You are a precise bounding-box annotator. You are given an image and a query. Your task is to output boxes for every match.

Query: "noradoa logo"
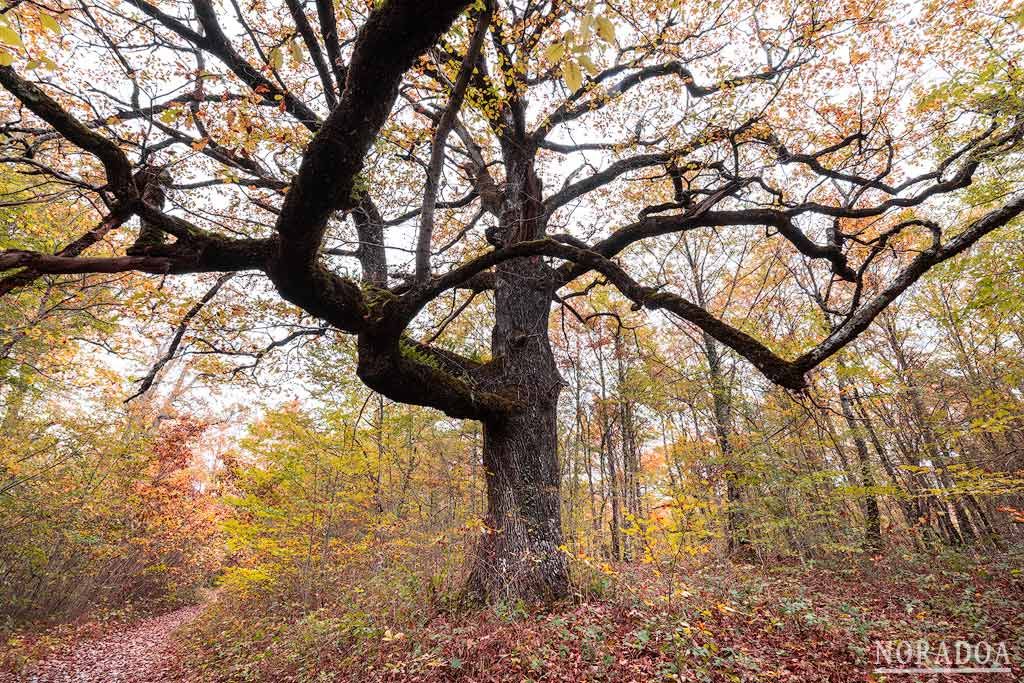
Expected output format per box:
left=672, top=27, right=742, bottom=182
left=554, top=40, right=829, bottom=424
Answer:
left=873, top=640, right=1012, bottom=675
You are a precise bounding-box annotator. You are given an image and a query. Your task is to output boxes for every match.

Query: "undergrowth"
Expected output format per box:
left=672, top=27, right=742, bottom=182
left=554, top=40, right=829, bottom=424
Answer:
left=174, top=546, right=1024, bottom=682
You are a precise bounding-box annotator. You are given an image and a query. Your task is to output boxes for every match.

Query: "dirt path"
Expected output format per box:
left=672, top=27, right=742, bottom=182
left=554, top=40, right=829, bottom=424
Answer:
left=12, top=605, right=202, bottom=683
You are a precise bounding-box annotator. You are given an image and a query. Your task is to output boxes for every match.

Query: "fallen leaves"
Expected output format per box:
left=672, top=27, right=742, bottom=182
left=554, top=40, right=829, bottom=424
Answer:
left=4, top=605, right=202, bottom=683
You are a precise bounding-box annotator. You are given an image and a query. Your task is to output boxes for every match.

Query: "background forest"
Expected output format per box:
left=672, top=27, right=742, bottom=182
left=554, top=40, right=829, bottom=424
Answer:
left=1, top=0, right=1023, bottom=680
left=3, top=190, right=1023, bottom=680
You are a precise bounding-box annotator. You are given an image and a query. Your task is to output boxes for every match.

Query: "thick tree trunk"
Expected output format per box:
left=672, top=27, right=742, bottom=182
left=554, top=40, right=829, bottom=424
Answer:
left=466, top=149, right=569, bottom=603
left=465, top=255, right=569, bottom=601
left=468, top=403, right=569, bottom=602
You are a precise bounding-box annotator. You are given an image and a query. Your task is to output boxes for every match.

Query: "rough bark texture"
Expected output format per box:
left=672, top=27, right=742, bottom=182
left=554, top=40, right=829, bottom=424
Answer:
left=470, top=397, right=568, bottom=602
left=466, top=256, right=569, bottom=601
left=466, top=152, right=569, bottom=603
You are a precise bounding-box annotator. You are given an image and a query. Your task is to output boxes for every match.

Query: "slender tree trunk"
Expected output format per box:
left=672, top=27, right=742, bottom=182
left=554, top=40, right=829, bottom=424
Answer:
left=852, top=388, right=924, bottom=547
left=596, top=344, right=623, bottom=561
left=605, top=419, right=623, bottom=561
left=963, top=494, right=1006, bottom=550
left=584, top=412, right=599, bottom=543
left=836, top=368, right=882, bottom=550
left=882, top=315, right=978, bottom=546
left=614, top=331, right=641, bottom=561
left=705, top=337, right=748, bottom=555
left=681, top=238, right=748, bottom=555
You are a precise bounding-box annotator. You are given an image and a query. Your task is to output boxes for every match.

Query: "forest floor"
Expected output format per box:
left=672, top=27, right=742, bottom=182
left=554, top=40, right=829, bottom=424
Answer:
left=337, top=556, right=1023, bottom=683
left=175, top=550, right=1022, bottom=682
left=0, top=604, right=201, bottom=683
left=2, top=551, right=1022, bottom=682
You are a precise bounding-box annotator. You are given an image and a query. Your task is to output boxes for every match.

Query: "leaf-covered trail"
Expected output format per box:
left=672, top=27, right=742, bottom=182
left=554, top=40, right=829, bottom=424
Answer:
left=11, top=605, right=202, bottom=683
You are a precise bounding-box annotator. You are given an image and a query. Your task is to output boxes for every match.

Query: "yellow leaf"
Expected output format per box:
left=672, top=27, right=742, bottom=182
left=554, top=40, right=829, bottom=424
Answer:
left=564, top=59, right=583, bottom=91
left=596, top=15, right=616, bottom=44
left=288, top=39, right=302, bottom=65
left=40, top=14, right=61, bottom=33
left=578, top=54, right=599, bottom=76
left=269, top=47, right=283, bottom=71
left=543, top=42, right=565, bottom=63
left=0, top=51, right=11, bottom=67
left=0, top=26, right=23, bottom=48
left=579, top=15, right=593, bottom=43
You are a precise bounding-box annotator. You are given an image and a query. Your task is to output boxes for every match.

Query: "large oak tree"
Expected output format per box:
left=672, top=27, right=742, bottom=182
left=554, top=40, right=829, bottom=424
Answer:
left=0, top=0, right=1021, bottom=601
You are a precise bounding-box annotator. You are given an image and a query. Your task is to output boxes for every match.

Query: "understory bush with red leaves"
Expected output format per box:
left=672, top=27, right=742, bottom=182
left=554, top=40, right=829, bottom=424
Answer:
left=0, top=417, right=222, bottom=626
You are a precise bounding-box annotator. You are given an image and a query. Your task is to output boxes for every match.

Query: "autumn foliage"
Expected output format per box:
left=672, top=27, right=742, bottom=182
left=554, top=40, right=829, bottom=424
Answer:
left=1, top=0, right=1024, bottom=679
